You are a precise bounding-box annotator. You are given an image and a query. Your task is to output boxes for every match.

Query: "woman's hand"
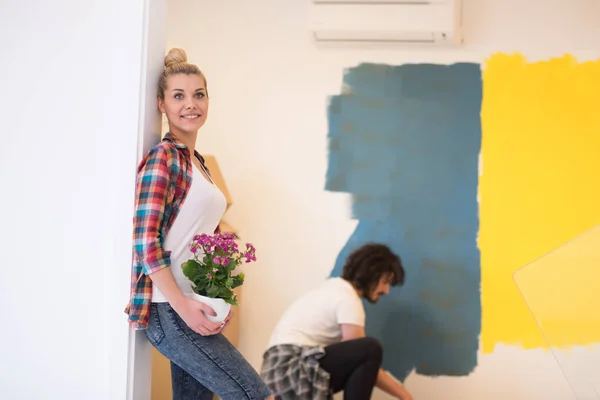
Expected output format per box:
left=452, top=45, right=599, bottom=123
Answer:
left=172, top=297, right=223, bottom=336
left=147, top=269, right=224, bottom=336
left=221, top=308, right=233, bottom=332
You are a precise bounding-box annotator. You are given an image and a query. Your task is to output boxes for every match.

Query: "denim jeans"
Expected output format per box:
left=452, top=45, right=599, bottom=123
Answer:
left=145, top=302, right=272, bottom=399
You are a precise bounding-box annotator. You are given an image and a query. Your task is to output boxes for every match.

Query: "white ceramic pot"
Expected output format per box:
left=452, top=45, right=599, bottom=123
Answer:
left=191, top=293, right=231, bottom=323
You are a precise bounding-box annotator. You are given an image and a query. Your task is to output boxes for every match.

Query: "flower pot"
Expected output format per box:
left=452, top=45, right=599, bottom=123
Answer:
left=191, top=293, right=231, bottom=323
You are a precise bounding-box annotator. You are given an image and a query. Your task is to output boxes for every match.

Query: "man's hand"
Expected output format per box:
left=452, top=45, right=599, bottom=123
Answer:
left=377, top=369, right=415, bottom=400
left=172, top=297, right=223, bottom=336
left=398, top=388, right=414, bottom=400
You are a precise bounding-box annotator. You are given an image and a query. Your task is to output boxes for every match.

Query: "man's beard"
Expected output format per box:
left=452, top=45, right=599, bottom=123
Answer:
left=366, top=292, right=385, bottom=304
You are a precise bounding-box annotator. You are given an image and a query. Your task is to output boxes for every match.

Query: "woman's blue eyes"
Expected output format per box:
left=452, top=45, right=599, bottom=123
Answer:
left=174, top=93, right=204, bottom=99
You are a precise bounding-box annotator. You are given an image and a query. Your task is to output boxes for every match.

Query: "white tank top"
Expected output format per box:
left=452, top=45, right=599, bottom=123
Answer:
left=152, top=163, right=227, bottom=302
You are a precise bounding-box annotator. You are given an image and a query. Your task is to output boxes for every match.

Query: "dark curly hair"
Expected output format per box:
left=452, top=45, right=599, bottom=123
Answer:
left=341, top=243, right=404, bottom=297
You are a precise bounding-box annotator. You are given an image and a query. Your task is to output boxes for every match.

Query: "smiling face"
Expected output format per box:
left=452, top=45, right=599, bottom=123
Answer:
left=158, top=73, right=209, bottom=135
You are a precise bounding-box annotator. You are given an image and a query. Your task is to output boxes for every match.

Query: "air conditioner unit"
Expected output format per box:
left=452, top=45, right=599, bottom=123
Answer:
left=309, top=0, right=463, bottom=45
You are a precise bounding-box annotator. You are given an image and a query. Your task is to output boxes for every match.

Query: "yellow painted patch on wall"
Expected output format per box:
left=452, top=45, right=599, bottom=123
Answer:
left=513, top=225, right=600, bottom=348
left=479, top=53, right=600, bottom=353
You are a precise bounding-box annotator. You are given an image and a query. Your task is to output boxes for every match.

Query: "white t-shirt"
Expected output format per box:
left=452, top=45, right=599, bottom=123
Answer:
left=267, top=277, right=366, bottom=348
left=152, top=164, right=227, bottom=302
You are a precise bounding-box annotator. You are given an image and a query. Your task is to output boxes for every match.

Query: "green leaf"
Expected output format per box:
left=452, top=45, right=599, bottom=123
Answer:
left=224, top=292, right=239, bottom=306
left=224, top=260, right=237, bottom=274
left=194, top=286, right=209, bottom=297
left=194, top=280, right=208, bottom=292
left=207, top=285, right=220, bottom=298
left=215, top=268, right=227, bottom=279
left=181, top=260, right=201, bottom=281
left=231, top=273, right=245, bottom=289
left=219, top=287, right=233, bottom=299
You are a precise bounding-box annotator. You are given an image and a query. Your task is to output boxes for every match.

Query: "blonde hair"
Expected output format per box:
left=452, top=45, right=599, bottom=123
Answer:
left=158, top=48, right=207, bottom=99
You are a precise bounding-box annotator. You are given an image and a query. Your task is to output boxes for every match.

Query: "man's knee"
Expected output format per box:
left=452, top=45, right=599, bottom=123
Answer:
left=359, top=336, right=383, bottom=364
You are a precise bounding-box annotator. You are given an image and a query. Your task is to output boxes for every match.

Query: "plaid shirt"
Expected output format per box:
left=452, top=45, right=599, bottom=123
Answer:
left=124, top=132, right=216, bottom=330
left=260, top=344, right=333, bottom=400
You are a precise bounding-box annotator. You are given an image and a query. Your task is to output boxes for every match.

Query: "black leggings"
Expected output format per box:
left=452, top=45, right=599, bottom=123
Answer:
left=318, top=337, right=383, bottom=400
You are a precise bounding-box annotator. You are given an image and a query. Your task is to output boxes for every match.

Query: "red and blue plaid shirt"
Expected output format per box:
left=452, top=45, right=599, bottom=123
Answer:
left=124, top=132, right=217, bottom=330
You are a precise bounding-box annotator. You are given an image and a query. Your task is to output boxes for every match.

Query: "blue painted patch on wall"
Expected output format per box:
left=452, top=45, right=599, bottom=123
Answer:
left=326, top=62, right=482, bottom=381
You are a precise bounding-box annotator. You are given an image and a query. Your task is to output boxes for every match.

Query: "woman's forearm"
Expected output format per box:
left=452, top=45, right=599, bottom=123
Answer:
left=148, top=268, right=187, bottom=310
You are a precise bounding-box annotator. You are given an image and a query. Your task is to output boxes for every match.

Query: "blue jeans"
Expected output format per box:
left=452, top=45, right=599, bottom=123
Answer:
left=145, top=302, right=272, bottom=399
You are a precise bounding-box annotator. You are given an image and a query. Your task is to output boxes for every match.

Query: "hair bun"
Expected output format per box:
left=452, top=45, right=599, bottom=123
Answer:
left=164, top=48, right=188, bottom=68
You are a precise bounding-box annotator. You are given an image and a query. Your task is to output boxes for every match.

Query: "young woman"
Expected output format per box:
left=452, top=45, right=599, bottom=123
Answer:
left=125, top=48, right=273, bottom=400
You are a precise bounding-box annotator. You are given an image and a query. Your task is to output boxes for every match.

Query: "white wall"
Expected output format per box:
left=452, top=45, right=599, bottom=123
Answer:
left=0, top=1, right=165, bottom=399
left=163, top=1, right=600, bottom=399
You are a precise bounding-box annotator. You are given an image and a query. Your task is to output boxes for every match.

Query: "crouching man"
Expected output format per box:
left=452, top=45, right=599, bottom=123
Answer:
left=260, top=243, right=414, bottom=400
